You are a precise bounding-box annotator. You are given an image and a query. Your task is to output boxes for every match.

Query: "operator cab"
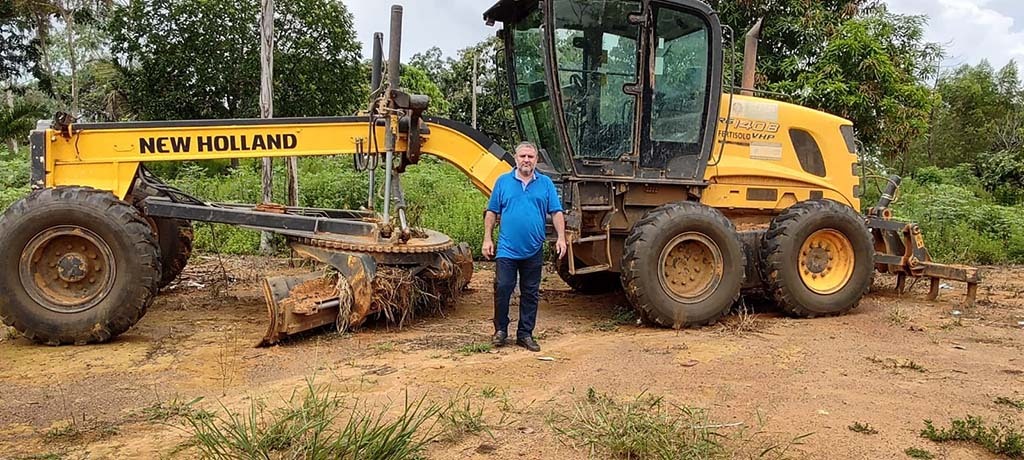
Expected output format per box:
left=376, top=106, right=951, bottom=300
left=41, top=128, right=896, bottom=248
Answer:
left=485, top=0, right=723, bottom=182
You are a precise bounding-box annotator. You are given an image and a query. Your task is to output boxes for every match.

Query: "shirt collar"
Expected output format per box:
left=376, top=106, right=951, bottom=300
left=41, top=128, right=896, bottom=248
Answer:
left=514, top=168, right=536, bottom=184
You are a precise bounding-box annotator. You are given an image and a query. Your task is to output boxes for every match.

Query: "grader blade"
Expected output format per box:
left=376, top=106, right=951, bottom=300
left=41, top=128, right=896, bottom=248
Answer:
left=259, top=238, right=474, bottom=347
left=260, top=250, right=376, bottom=347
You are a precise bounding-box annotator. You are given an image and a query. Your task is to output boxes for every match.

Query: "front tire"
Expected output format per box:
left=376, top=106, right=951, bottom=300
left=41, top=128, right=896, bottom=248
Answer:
left=761, top=199, right=874, bottom=317
left=0, top=187, right=161, bottom=345
left=621, top=202, right=745, bottom=328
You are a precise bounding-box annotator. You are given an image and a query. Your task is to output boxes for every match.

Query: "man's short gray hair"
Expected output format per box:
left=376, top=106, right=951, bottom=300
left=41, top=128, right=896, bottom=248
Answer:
left=514, top=141, right=538, bottom=155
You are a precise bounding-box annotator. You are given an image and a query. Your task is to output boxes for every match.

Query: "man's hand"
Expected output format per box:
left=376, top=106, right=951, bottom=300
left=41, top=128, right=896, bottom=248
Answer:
left=555, top=237, right=567, bottom=260
left=482, top=239, right=495, bottom=259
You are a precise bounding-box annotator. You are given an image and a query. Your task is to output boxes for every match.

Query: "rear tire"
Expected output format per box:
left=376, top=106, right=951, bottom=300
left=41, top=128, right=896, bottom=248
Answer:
left=761, top=199, right=874, bottom=317
left=556, top=257, right=621, bottom=294
left=620, top=202, right=745, bottom=328
left=0, top=187, right=161, bottom=345
left=154, top=218, right=194, bottom=288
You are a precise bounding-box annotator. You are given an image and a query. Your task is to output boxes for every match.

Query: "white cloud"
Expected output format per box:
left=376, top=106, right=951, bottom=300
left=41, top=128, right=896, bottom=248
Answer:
left=345, top=0, right=1024, bottom=72
left=346, top=1, right=494, bottom=62
left=885, top=0, right=1024, bottom=70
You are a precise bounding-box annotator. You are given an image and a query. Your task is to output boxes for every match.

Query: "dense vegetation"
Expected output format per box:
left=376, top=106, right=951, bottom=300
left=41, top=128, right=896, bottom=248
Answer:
left=1, top=0, right=1022, bottom=262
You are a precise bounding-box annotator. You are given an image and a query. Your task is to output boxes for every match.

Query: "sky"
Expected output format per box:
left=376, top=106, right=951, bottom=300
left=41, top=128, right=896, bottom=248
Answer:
left=345, top=0, right=1024, bottom=71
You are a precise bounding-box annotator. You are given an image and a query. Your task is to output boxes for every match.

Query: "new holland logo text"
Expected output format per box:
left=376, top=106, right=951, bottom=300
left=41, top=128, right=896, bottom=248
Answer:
left=139, top=134, right=298, bottom=154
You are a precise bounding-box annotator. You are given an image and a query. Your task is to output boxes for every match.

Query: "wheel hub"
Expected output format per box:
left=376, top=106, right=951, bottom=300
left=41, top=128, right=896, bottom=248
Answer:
left=57, top=253, right=90, bottom=283
left=20, top=226, right=116, bottom=313
left=798, top=229, right=854, bottom=295
left=658, top=232, right=723, bottom=304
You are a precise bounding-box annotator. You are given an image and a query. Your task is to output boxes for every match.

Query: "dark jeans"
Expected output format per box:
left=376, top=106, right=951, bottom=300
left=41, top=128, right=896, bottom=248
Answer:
left=493, top=250, right=543, bottom=339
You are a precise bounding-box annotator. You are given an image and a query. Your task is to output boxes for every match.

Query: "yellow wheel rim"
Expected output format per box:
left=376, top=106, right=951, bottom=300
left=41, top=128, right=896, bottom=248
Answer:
left=658, top=232, right=723, bottom=304
left=798, top=229, right=855, bottom=295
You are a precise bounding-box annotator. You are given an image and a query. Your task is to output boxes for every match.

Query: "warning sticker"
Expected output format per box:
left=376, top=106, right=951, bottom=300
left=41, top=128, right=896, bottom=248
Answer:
left=750, top=142, right=783, bottom=161
left=730, top=100, right=779, bottom=122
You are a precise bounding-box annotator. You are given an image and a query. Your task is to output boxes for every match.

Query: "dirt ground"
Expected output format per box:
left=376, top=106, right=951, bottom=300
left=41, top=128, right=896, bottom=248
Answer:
left=1, top=255, right=1022, bottom=460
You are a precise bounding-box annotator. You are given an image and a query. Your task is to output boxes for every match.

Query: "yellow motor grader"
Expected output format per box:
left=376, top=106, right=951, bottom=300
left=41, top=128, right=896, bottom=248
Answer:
left=0, top=1, right=978, bottom=346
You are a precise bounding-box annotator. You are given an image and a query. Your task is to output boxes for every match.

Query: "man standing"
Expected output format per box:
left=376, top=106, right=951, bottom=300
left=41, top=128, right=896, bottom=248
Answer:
left=483, top=141, right=566, bottom=352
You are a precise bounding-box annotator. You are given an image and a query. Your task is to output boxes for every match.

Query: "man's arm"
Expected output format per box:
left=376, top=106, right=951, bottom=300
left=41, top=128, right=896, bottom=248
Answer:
left=482, top=210, right=497, bottom=259
left=552, top=211, right=567, bottom=259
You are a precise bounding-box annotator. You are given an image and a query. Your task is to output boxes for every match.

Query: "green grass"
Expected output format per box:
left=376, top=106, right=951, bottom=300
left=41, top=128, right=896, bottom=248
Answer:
left=457, top=342, right=493, bottom=355
left=546, top=388, right=812, bottom=459
left=594, top=305, right=637, bottom=331
left=848, top=421, right=878, bottom=435
left=43, top=423, right=80, bottom=441
left=547, top=388, right=726, bottom=459
left=921, top=415, right=1024, bottom=458
left=181, top=378, right=444, bottom=459
left=141, top=396, right=206, bottom=422
left=904, top=447, right=934, bottom=459
left=886, top=167, right=1024, bottom=264
left=372, top=342, right=397, bottom=353
left=441, top=395, right=490, bottom=440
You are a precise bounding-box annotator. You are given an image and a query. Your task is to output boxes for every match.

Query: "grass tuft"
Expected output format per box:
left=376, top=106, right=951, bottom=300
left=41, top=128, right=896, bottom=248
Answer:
left=142, top=396, right=206, bottom=422
left=595, top=306, right=637, bottom=331
left=182, top=378, right=443, bottom=459
left=866, top=356, right=927, bottom=373
left=441, top=395, right=490, bottom=440
left=43, top=423, right=80, bottom=442
left=457, top=342, right=493, bottom=355
left=848, top=421, right=878, bottom=435
left=921, top=415, right=1024, bottom=458
left=904, top=447, right=934, bottom=459
left=547, top=388, right=727, bottom=459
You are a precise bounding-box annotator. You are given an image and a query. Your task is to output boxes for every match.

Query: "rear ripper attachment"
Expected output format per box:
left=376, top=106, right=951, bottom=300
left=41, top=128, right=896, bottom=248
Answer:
left=866, top=176, right=981, bottom=305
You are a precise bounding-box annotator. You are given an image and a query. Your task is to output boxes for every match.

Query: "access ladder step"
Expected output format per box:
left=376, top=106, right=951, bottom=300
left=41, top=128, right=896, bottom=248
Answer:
left=580, top=205, right=614, bottom=212
left=573, top=264, right=612, bottom=275
left=575, top=234, right=608, bottom=244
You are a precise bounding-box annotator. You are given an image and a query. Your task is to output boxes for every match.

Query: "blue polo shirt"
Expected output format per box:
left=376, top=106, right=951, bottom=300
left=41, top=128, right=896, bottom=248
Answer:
left=487, top=170, right=564, bottom=260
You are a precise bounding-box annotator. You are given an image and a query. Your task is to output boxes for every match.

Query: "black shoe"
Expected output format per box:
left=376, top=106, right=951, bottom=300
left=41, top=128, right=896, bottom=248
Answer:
left=491, top=331, right=508, bottom=347
left=516, top=336, right=541, bottom=352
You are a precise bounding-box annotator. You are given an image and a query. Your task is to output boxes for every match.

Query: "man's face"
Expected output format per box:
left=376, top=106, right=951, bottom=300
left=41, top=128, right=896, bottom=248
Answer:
left=516, top=147, right=538, bottom=176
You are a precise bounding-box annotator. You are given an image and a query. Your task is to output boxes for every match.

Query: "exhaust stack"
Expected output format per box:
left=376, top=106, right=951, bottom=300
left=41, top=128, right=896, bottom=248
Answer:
left=741, top=18, right=763, bottom=96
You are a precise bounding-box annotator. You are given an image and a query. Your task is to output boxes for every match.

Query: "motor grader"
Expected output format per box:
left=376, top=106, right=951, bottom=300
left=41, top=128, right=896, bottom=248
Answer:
left=0, top=0, right=979, bottom=346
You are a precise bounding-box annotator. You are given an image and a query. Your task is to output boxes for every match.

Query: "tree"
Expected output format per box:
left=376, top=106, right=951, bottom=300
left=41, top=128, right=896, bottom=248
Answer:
left=713, top=0, right=881, bottom=88
left=773, top=8, right=941, bottom=171
left=1, top=0, right=39, bottom=86
left=107, top=0, right=365, bottom=121
left=420, top=39, right=517, bottom=148
left=0, top=99, right=46, bottom=152
left=923, top=61, right=1022, bottom=169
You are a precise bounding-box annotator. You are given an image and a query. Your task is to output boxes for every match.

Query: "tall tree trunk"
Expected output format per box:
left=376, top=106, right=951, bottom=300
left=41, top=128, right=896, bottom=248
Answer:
left=59, top=4, right=79, bottom=117
left=5, top=88, right=18, bottom=154
left=259, top=0, right=275, bottom=254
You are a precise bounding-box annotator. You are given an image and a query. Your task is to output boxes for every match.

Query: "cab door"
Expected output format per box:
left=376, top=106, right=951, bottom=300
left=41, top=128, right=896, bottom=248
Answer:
left=549, top=0, right=643, bottom=178
left=638, top=1, right=722, bottom=182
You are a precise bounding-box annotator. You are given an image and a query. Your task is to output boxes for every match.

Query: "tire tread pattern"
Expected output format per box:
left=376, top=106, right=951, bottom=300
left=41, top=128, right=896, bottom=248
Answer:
left=620, top=202, right=744, bottom=328
left=761, top=199, right=873, bottom=318
left=0, top=187, right=160, bottom=345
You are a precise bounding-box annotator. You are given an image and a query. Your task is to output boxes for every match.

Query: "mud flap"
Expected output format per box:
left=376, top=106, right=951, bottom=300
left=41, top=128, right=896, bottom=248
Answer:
left=259, top=247, right=376, bottom=347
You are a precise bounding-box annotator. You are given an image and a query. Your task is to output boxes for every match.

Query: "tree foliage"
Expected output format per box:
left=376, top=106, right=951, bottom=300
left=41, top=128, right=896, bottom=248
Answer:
left=409, top=39, right=518, bottom=148
left=1, top=0, right=40, bottom=85
left=107, top=0, right=365, bottom=121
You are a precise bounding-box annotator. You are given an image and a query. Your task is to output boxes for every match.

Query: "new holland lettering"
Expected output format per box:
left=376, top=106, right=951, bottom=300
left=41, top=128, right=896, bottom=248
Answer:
left=140, top=133, right=298, bottom=154
left=139, top=136, right=191, bottom=154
